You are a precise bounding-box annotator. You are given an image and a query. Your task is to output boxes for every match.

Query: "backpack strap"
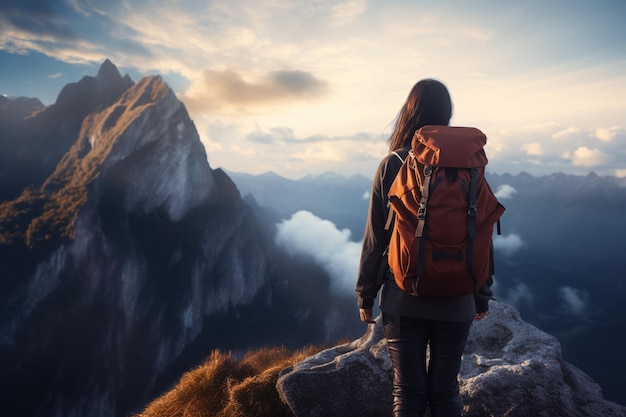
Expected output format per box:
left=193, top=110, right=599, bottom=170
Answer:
left=490, top=209, right=503, bottom=276
left=467, top=167, right=478, bottom=239
left=411, top=165, right=433, bottom=294
left=384, top=148, right=411, bottom=230
left=384, top=203, right=395, bottom=230
left=391, top=150, right=405, bottom=163
left=467, top=167, right=479, bottom=291
left=415, top=165, right=432, bottom=238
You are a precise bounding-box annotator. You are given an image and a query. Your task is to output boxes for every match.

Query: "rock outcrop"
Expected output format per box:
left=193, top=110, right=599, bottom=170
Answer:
left=276, top=301, right=626, bottom=417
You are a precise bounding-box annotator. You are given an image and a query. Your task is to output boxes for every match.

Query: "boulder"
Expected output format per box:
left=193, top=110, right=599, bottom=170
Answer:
left=276, top=301, right=626, bottom=417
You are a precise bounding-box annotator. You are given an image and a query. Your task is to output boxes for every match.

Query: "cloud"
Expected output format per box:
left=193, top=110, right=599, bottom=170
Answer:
left=246, top=127, right=295, bottom=144
left=4, top=0, right=626, bottom=180
left=594, top=126, right=621, bottom=142
left=1, top=0, right=52, bottom=14
left=493, top=233, right=523, bottom=255
left=47, top=72, right=63, bottom=79
left=66, top=0, right=91, bottom=17
left=330, top=0, right=368, bottom=26
left=521, top=141, right=543, bottom=156
left=495, top=184, right=517, bottom=200
left=231, top=144, right=256, bottom=157
left=275, top=211, right=361, bottom=295
left=615, top=169, right=626, bottom=178
left=199, top=120, right=387, bottom=179
left=362, top=191, right=370, bottom=200
left=570, top=146, right=610, bottom=167
left=487, top=123, right=626, bottom=176
left=558, top=286, right=588, bottom=315
left=244, top=127, right=342, bottom=145
left=0, top=0, right=118, bottom=65
left=552, top=127, right=581, bottom=139
left=181, top=68, right=328, bottom=114
left=0, top=1, right=76, bottom=40
left=505, top=283, right=534, bottom=309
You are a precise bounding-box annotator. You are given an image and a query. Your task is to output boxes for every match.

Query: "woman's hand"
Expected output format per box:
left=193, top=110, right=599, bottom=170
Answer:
left=474, top=311, right=488, bottom=321
left=360, top=308, right=376, bottom=324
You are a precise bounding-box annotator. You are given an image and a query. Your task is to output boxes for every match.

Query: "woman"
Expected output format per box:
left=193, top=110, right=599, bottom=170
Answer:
left=355, top=79, right=491, bottom=417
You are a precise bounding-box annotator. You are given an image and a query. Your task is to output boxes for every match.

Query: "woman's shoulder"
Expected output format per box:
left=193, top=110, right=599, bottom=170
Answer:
left=377, top=145, right=410, bottom=178
left=389, top=145, right=411, bottom=161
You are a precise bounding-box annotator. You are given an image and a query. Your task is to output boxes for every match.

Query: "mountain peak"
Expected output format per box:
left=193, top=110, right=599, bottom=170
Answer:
left=52, top=58, right=133, bottom=121
left=96, top=58, right=122, bottom=84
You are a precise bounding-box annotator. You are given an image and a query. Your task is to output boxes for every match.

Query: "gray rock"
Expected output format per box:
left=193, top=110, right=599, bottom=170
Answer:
left=277, top=311, right=393, bottom=417
left=276, top=301, right=626, bottom=417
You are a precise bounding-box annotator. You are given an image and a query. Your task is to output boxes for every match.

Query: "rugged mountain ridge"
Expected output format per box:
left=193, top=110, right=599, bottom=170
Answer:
left=0, top=61, right=339, bottom=417
left=0, top=59, right=134, bottom=203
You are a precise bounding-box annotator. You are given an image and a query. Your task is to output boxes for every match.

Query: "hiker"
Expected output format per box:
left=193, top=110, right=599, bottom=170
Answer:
left=355, top=79, right=494, bottom=417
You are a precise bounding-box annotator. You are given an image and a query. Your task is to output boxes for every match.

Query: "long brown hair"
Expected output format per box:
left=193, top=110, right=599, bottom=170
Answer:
left=387, top=79, right=452, bottom=152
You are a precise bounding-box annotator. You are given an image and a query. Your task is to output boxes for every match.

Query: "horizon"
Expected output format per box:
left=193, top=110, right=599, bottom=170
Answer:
left=225, top=166, right=626, bottom=181
left=1, top=0, right=625, bottom=179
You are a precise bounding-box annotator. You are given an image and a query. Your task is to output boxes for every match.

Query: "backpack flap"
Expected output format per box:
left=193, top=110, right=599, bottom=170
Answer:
left=413, top=125, right=488, bottom=168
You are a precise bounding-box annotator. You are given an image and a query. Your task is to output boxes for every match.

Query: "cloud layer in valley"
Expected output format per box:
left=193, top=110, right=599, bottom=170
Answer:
left=558, top=286, right=589, bottom=316
left=495, top=184, right=518, bottom=200
left=274, top=208, right=525, bottom=297
left=275, top=211, right=361, bottom=296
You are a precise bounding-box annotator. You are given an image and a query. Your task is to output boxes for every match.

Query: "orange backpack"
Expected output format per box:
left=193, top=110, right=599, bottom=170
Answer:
left=385, top=125, right=505, bottom=296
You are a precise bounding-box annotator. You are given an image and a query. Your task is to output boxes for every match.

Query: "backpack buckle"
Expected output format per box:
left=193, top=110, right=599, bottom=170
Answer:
left=417, top=203, right=427, bottom=219
left=468, top=204, right=477, bottom=218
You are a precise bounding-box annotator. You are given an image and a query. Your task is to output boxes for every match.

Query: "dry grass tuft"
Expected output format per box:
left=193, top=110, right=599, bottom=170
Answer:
left=135, top=345, right=326, bottom=417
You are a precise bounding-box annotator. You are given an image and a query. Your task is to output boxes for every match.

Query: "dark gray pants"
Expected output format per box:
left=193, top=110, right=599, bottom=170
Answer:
left=383, top=314, right=472, bottom=417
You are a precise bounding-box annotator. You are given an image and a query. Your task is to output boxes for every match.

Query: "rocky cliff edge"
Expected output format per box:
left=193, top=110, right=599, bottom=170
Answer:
left=276, top=301, right=626, bottom=417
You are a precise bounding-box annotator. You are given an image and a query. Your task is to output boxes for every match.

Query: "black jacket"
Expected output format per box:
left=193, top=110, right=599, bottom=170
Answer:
left=355, top=147, right=492, bottom=319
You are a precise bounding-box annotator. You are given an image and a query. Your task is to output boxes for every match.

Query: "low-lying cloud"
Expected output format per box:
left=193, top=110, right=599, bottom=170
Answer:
left=495, top=184, right=517, bottom=200
left=275, top=210, right=361, bottom=296
left=558, top=286, right=588, bottom=315
left=504, top=283, right=534, bottom=309
left=493, top=233, right=523, bottom=255
left=274, top=210, right=526, bottom=296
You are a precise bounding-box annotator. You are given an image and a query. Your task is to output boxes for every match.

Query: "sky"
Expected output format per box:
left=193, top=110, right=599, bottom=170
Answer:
left=1, top=0, right=626, bottom=179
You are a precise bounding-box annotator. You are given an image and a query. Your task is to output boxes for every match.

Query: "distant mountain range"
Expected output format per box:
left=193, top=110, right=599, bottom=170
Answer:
left=228, top=170, right=372, bottom=239
left=229, top=168, right=626, bottom=405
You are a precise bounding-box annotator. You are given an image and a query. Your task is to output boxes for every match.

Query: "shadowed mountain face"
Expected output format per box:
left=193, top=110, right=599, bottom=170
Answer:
left=0, top=61, right=349, bottom=417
